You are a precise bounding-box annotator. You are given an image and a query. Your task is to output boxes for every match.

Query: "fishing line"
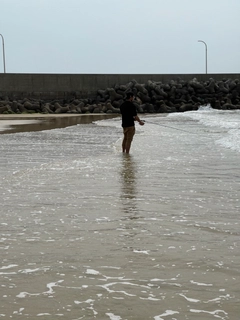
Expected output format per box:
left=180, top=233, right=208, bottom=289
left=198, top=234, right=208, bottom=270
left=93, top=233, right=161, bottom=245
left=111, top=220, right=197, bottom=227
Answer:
left=143, top=120, right=196, bottom=134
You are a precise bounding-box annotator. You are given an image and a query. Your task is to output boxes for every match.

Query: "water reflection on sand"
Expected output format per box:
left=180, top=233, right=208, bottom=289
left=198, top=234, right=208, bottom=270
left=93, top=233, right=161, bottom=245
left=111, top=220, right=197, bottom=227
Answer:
left=0, top=114, right=118, bottom=134
left=120, top=154, right=138, bottom=215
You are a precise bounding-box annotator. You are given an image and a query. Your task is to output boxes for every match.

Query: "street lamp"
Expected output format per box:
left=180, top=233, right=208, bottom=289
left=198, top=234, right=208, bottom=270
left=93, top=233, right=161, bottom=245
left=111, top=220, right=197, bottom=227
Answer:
left=198, top=40, right=207, bottom=74
left=0, top=34, right=6, bottom=73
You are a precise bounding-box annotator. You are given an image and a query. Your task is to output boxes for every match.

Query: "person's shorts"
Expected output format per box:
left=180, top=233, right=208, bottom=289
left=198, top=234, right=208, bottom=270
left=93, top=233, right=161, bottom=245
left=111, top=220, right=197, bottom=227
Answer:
left=123, top=126, right=135, bottom=142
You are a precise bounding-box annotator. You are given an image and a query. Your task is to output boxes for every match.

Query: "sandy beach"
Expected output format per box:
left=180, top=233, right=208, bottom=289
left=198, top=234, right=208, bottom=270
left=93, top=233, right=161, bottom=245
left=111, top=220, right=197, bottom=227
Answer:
left=1, top=109, right=239, bottom=319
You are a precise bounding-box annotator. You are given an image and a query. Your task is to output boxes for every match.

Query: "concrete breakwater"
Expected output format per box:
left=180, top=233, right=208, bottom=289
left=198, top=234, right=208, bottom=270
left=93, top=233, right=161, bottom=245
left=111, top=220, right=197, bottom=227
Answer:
left=0, top=76, right=240, bottom=114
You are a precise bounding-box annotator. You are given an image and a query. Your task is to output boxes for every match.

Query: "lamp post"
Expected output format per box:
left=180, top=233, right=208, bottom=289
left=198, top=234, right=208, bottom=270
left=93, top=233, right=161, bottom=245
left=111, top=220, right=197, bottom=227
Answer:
left=198, top=40, right=207, bottom=74
left=0, top=34, right=6, bottom=73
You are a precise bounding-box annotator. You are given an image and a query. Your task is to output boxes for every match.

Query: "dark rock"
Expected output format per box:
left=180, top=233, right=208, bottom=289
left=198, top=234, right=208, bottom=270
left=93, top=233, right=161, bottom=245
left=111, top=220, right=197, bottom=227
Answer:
left=0, top=105, right=10, bottom=113
left=147, top=104, right=155, bottom=113
left=81, top=106, right=89, bottom=113
left=137, top=92, right=151, bottom=103
left=1, top=76, right=239, bottom=115
left=97, top=89, right=107, bottom=97
left=68, top=104, right=79, bottom=113
left=18, top=104, right=27, bottom=113
left=206, top=78, right=216, bottom=93
left=108, top=88, right=123, bottom=102
left=154, top=85, right=168, bottom=97
left=93, top=107, right=101, bottom=113
left=218, top=81, right=229, bottom=94
left=11, top=101, right=19, bottom=113
left=112, top=100, right=122, bottom=109
left=55, top=105, right=69, bottom=114
left=134, top=83, right=148, bottom=95
left=42, top=103, right=54, bottom=113
left=179, top=104, right=195, bottom=112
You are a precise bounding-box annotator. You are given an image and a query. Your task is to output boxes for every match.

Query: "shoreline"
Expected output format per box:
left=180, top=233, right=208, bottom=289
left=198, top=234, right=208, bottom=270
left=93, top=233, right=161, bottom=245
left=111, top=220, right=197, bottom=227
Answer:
left=0, top=113, right=119, bottom=134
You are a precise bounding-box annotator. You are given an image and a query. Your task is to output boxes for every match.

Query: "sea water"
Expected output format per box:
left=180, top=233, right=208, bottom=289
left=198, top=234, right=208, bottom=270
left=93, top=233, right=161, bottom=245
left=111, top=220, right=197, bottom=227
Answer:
left=0, top=107, right=239, bottom=319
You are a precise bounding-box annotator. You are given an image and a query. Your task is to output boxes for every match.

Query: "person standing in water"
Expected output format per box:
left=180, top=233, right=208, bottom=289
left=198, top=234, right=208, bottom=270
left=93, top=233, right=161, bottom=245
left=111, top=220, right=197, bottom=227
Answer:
left=120, top=92, right=145, bottom=154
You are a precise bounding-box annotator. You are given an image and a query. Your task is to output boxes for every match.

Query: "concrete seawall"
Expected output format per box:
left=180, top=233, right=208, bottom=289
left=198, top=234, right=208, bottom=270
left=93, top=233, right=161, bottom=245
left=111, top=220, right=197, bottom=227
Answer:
left=0, top=73, right=239, bottom=100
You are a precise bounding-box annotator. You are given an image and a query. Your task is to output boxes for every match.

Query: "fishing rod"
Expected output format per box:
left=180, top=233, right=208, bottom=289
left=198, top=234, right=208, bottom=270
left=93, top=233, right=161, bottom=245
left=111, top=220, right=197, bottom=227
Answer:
left=143, top=120, right=196, bottom=134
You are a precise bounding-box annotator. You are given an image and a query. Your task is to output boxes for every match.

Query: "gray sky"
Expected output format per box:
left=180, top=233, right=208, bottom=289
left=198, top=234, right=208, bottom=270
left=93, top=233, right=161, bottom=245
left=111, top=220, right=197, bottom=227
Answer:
left=0, top=0, right=240, bottom=74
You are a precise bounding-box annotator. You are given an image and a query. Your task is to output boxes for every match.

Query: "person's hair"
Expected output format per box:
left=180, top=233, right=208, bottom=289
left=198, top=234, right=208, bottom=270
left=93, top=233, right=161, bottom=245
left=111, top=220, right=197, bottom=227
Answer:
left=126, top=92, right=134, bottom=99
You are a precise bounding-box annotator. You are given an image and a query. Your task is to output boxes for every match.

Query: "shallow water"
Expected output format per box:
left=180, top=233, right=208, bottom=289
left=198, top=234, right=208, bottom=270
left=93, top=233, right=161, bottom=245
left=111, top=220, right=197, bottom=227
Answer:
left=0, top=108, right=239, bottom=319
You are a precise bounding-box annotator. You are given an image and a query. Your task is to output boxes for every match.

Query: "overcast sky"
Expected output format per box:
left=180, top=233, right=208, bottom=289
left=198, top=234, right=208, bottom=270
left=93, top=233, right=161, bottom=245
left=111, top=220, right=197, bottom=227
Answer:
left=0, top=0, right=240, bottom=74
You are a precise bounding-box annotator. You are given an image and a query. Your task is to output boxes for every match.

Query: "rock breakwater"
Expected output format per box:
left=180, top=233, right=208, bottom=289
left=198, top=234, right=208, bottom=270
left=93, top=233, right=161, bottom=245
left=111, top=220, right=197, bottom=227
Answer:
left=0, top=77, right=240, bottom=114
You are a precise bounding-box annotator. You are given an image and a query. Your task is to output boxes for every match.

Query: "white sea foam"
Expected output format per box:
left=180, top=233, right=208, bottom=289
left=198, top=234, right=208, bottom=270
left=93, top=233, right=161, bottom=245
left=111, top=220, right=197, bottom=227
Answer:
left=179, top=293, right=200, bottom=302
left=106, top=313, right=122, bottom=320
left=0, top=272, right=17, bottom=275
left=19, top=268, right=45, bottom=273
left=16, top=292, right=41, bottom=298
left=133, top=249, right=149, bottom=254
left=0, top=264, right=18, bottom=270
left=99, top=282, right=137, bottom=296
left=74, top=299, right=95, bottom=304
left=86, top=269, right=100, bottom=275
left=101, top=105, right=240, bottom=153
left=190, top=280, right=213, bottom=286
left=46, top=280, right=64, bottom=294
left=168, top=106, right=240, bottom=153
left=154, top=310, right=179, bottom=320
left=190, top=309, right=228, bottom=316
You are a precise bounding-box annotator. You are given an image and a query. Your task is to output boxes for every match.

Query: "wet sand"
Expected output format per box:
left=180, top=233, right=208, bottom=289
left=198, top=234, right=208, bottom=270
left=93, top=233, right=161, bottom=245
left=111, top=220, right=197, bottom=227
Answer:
left=1, top=111, right=239, bottom=319
left=0, top=113, right=119, bottom=134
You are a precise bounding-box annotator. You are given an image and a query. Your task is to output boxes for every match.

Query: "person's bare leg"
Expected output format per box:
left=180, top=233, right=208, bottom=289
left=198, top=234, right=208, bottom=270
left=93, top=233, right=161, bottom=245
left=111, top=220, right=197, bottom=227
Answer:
left=122, top=128, right=134, bottom=153
left=125, top=141, right=132, bottom=154
left=122, top=139, right=126, bottom=152
left=122, top=130, right=127, bottom=152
